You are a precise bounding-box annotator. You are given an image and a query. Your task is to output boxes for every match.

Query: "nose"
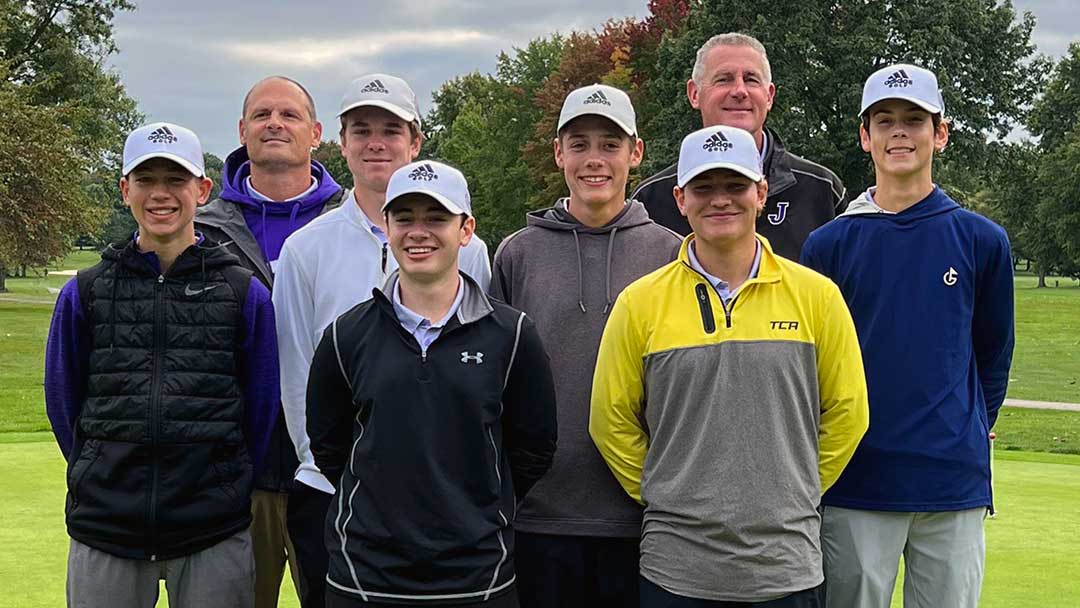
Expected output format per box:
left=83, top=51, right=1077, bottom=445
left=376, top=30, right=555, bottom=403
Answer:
left=729, top=76, right=749, bottom=98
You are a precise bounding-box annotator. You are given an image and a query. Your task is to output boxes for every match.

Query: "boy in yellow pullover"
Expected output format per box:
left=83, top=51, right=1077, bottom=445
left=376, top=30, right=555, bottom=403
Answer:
left=590, top=125, right=869, bottom=607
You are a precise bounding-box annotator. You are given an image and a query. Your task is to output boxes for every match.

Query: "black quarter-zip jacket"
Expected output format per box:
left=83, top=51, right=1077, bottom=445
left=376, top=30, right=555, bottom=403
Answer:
left=307, top=271, right=557, bottom=604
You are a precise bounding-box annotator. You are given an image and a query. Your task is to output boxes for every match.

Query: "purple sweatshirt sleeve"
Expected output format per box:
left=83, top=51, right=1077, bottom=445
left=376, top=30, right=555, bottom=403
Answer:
left=44, top=278, right=91, bottom=461
left=238, top=278, right=281, bottom=473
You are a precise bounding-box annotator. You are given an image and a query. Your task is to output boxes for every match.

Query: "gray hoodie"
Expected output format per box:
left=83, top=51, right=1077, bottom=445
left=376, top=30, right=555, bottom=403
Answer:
left=491, top=199, right=682, bottom=537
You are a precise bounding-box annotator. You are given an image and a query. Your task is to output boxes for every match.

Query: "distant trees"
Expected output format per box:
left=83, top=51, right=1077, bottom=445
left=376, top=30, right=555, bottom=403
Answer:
left=0, top=0, right=140, bottom=289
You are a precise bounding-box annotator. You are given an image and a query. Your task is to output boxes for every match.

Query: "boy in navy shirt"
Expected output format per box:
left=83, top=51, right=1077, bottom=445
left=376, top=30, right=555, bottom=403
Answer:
left=801, top=64, right=1015, bottom=608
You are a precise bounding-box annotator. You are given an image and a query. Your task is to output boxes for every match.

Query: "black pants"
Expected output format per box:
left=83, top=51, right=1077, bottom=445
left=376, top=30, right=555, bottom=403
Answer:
left=515, top=532, right=640, bottom=608
left=285, top=484, right=334, bottom=608
left=639, top=577, right=824, bottom=608
left=326, top=588, right=521, bottom=607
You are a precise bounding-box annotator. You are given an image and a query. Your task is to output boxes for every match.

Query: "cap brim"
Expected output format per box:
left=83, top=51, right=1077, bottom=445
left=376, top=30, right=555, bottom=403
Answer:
left=338, top=99, right=418, bottom=125
left=381, top=189, right=467, bottom=216
left=860, top=95, right=942, bottom=117
left=557, top=107, right=636, bottom=137
left=678, top=162, right=762, bottom=188
left=122, top=152, right=203, bottom=177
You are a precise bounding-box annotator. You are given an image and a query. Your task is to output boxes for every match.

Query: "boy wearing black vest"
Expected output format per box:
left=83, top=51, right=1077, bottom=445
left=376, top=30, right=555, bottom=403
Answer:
left=44, top=122, right=281, bottom=607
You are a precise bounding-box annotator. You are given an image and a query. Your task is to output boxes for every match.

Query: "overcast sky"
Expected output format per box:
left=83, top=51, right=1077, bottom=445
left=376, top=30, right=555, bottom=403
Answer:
left=107, top=0, right=1076, bottom=158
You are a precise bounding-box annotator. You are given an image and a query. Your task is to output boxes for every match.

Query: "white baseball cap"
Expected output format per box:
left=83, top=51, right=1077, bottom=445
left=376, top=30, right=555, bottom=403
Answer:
left=122, top=122, right=205, bottom=177
left=860, top=63, right=944, bottom=116
left=382, top=161, right=472, bottom=217
left=338, top=73, right=421, bottom=128
left=677, top=125, right=763, bottom=187
left=557, top=84, right=637, bottom=137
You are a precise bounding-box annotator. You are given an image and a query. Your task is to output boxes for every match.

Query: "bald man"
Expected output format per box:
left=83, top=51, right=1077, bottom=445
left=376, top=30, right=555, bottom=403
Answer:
left=196, top=75, right=345, bottom=608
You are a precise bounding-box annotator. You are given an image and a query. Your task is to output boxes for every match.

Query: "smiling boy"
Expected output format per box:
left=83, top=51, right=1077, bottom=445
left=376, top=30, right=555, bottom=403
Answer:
left=45, top=122, right=280, bottom=607
left=591, top=125, right=868, bottom=607
left=800, top=64, right=1015, bottom=608
left=490, top=84, right=680, bottom=608
left=270, top=73, right=492, bottom=607
left=306, top=160, right=556, bottom=607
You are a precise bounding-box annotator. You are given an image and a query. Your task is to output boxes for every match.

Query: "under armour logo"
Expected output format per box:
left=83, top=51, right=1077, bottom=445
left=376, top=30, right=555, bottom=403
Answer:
left=460, top=351, right=484, bottom=364
left=702, top=132, right=732, bottom=152
left=360, top=79, right=389, bottom=94
left=184, top=283, right=222, bottom=297
left=767, top=202, right=789, bottom=225
left=583, top=90, right=611, bottom=106
left=943, top=267, right=958, bottom=286
left=884, top=70, right=914, bottom=88
left=408, top=163, right=438, bottom=181
left=147, top=126, right=177, bottom=144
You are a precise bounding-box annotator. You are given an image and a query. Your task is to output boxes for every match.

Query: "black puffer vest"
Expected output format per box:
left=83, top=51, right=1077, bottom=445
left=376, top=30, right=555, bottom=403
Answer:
left=67, top=239, right=254, bottom=560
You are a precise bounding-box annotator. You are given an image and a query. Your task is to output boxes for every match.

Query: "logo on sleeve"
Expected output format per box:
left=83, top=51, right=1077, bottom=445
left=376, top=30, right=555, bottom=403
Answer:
left=461, top=351, right=484, bottom=365
left=767, top=201, right=789, bottom=225
left=943, top=267, right=958, bottom=286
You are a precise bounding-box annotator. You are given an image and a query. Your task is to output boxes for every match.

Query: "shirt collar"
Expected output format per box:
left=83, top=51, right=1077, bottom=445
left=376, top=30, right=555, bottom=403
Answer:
left=687, top=238, right=762, bottom=291
left=351, top=190, right=388, bottom=243
left=759, top=130, right=769, bottom=165
left=245, top=176, right=318, bottom=202
left=392, top=276, right=465, bottom=332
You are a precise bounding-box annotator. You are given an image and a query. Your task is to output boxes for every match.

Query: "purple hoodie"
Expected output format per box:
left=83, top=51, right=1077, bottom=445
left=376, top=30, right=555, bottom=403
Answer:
left=220, top=147, right=342, bottom=271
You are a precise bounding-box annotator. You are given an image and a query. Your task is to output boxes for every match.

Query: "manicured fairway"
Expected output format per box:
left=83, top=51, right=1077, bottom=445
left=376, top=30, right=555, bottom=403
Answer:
left=3, top=437, right=1076, bottom=608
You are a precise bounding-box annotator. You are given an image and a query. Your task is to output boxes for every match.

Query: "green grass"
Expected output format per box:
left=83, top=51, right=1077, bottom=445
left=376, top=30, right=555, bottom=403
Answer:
left=0, top=301, right=57, bottom=433
left=2, top=441, right=1075, bottom=607
left=993, top=407, right=1080, bottom=455
left=1009, top=274, right=1080, bottom=402
left=0, top=439, right=301, bottom=607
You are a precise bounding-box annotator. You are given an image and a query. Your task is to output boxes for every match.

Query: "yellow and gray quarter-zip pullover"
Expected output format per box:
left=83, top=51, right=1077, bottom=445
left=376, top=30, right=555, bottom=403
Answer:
left=590, top=234, right=869, bottom=602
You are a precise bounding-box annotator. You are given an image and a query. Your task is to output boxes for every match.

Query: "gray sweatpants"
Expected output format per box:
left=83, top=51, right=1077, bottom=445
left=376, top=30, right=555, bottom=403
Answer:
left=821, top=506, right=986, bottom=608
left=67, top=529, right=254, bottom=608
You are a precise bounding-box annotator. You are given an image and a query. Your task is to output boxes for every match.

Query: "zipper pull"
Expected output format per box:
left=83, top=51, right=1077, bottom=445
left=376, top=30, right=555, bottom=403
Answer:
left=157, top=274, right=165, bottom=284
left=381, top=243, right=388, bottom=274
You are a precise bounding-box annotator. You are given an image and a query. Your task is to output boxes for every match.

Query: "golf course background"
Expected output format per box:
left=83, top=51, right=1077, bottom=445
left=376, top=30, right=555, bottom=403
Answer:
left=1, top=252, right=1077, bottom=607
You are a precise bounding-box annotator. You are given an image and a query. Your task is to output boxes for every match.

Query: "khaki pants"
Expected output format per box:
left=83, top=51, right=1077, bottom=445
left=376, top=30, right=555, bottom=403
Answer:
left=251, top=489, right=301, bottom=608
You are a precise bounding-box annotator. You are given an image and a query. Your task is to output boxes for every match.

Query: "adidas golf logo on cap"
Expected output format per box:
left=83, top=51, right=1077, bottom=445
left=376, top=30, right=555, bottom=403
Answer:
left=557, top=84, right=637, bottom=137
left=383, top=160, right=472, bottom=216
left=860, top=63, right=944, bottom=117
left=702, top=132, right=732, bottom=153
left=408, top=163, right=438, bottom=181
left=123, top=121, right=205, bottom=177
left=883, top=69, right=914, bottom=88
left=360, top=79, right=390, bottom=94
left=583, top=90, right=611, bottom=106
left=677, top=126, right=762, bottom=187
left=147, top=125, right=178, bottom=144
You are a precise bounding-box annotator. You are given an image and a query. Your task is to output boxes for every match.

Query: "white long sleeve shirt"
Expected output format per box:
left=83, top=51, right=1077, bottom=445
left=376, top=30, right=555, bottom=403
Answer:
left=272, top=190, right=491, bottom=493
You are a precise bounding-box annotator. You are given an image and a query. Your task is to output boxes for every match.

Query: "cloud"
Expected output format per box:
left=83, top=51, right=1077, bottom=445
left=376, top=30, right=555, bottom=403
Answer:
left=219, top=30, right=498, bottom=67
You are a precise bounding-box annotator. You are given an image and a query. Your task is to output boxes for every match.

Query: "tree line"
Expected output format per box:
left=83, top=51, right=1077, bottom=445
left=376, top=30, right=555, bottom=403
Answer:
left=2, top=0, right=1078, bottom=291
